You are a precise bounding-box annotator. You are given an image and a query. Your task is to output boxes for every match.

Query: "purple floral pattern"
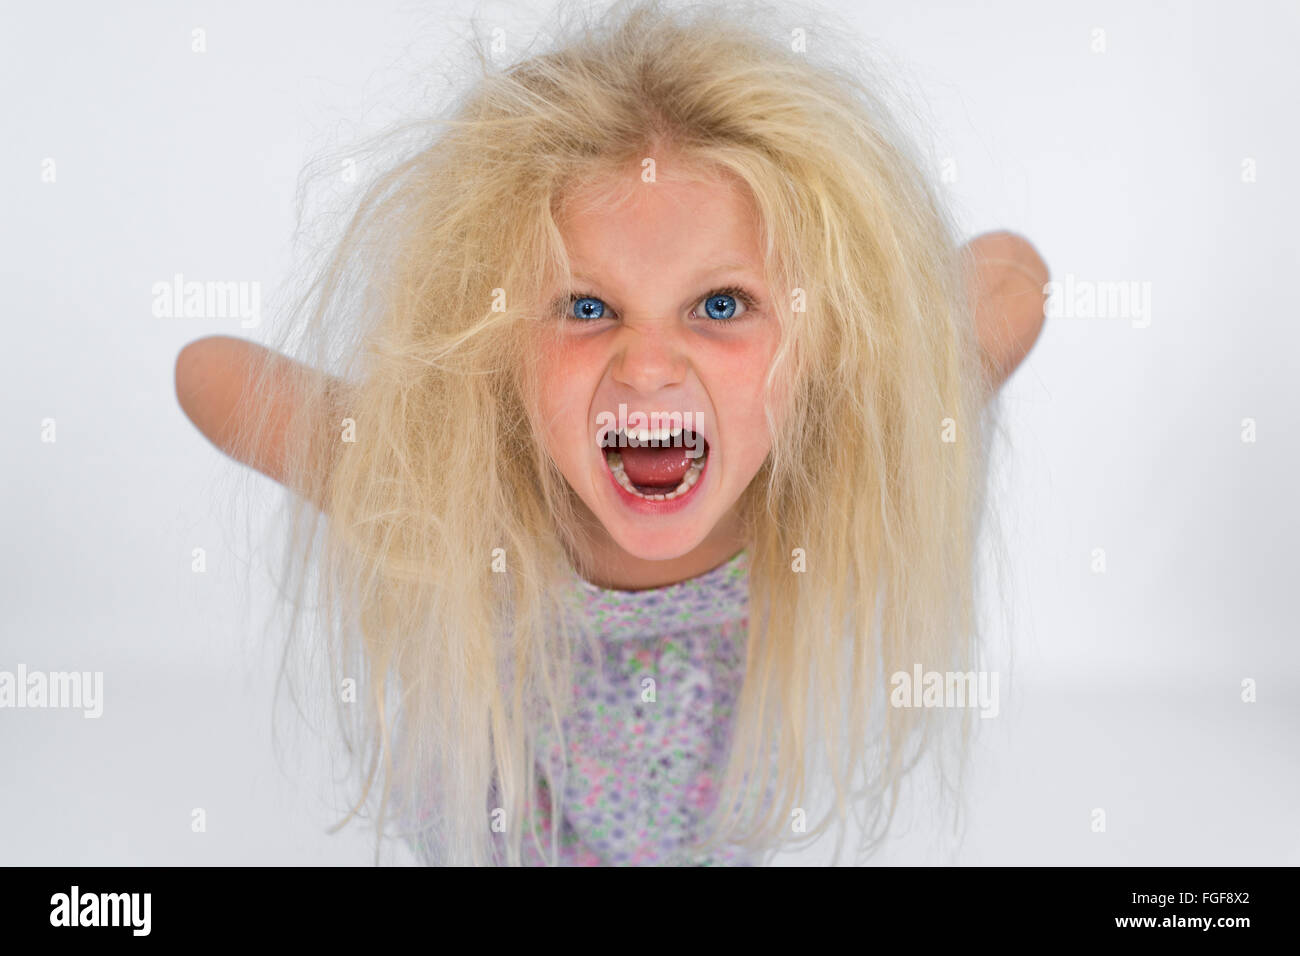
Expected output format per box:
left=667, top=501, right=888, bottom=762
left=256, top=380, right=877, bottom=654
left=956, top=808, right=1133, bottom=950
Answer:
left=519, top=549, right=754, bottom=865
left=404, top=549, right=756, bottom=866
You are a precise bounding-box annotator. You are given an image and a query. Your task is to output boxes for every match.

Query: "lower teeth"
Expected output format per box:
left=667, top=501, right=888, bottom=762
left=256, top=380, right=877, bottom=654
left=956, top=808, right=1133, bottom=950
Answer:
left=605, top=450, right=705, bottom=501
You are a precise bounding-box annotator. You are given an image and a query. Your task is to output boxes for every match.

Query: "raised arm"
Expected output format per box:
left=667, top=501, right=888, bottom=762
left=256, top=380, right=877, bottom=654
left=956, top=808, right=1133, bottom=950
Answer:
left=964, top=230, right=1050, bottom=391
left=174, top=335, right=341, bottom=497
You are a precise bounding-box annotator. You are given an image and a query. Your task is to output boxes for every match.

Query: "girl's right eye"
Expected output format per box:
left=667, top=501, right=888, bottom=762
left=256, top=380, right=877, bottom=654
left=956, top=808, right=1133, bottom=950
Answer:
left=569, top=295, right=605, bottom=320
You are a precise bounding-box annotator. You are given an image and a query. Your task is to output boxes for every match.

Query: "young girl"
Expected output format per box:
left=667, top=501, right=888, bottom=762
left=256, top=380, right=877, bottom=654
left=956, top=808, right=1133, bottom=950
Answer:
left=174, top=0, right=1047, bottom=865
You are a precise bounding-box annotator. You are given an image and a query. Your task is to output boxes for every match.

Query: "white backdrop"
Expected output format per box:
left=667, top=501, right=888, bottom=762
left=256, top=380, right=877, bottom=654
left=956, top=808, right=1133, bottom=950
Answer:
left=2, top=0, right=1296, bottom=865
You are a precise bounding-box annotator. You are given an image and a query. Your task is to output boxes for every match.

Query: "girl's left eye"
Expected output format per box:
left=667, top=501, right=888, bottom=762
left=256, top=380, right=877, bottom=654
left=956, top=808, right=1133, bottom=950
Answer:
left=692, top=288, right=752, bottom=322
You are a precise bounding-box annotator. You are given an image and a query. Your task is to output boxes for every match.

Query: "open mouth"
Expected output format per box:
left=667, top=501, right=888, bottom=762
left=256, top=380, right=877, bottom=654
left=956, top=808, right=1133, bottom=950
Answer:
left=601, top=426, right=709, bottom=502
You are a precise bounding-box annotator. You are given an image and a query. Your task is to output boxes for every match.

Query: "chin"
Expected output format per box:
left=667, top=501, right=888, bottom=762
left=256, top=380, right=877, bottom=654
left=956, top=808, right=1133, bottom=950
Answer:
left=600, top=520, right=713, bottom=563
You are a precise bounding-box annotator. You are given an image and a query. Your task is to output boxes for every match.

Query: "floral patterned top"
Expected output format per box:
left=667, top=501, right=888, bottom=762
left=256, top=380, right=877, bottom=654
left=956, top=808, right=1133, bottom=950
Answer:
left=403, top=548, right=758, bottom=866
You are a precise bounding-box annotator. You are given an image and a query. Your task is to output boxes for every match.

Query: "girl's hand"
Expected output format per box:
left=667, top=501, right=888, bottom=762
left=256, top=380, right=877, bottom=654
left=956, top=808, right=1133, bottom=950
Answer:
left=174, top=335, right=341, bottom=496
left=964, top=231, right=1050, bottom=390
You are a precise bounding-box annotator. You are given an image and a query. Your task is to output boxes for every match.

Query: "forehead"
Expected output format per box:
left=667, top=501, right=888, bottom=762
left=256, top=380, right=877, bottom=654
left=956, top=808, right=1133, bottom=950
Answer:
left=554, top=168, right=765, bottom=283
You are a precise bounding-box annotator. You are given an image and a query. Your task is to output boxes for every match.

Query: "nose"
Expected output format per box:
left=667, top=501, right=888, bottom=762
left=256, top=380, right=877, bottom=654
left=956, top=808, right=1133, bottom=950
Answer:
left=609, top=323, right=689, bottom=395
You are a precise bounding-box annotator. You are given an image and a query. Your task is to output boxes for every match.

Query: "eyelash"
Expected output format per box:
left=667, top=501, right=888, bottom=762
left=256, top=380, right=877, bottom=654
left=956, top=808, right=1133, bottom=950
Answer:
left=561, top=285, right=758, bottom=324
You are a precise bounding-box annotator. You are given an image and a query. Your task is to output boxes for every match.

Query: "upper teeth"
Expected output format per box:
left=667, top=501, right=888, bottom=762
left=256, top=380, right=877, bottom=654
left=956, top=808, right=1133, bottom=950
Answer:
left=600, top=425, right=698, bottom=448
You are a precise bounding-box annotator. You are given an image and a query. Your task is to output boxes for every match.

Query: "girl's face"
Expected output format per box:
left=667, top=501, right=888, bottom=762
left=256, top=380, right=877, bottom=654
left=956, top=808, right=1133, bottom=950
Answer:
left=529, top=170, right=784, bottom=588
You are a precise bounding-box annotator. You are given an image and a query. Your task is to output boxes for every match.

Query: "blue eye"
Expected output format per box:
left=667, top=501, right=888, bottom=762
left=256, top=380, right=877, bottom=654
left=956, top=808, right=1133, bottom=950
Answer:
left=701, top=293, right=738, bottom=320
left=693, top=286, right=754, bottom=322
left=561, top=285, right=756, bottom=323
left=571, top=296, right=605, bottom=320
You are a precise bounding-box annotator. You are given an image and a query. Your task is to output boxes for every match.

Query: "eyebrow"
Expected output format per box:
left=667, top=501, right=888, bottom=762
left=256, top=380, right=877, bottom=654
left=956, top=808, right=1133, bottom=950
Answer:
left=569, top=261, right=758, bottom=285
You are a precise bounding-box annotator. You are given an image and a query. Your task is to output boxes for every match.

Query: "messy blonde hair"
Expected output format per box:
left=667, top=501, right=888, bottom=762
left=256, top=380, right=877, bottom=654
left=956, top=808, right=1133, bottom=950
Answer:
left=246, top=0, right=1001, bottom=865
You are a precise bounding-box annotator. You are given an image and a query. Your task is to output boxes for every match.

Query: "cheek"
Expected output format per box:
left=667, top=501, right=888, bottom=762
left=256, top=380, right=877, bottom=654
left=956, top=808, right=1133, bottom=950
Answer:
left=712, top=329, right=781, bottom=468
left=528, top=335, right=597, bottom=463
left=710, top=321, right=779, bottom=390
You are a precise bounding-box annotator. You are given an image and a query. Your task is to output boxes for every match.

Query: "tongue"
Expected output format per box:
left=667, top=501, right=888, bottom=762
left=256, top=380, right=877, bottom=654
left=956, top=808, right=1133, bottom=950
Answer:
left=619, top=445, right=696, bottom=488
